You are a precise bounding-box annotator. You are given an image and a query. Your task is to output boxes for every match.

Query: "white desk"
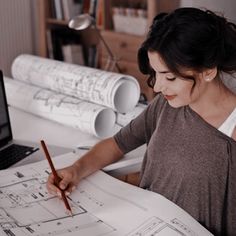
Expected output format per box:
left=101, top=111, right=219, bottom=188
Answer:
left=9, top=107, right=145, bottom=177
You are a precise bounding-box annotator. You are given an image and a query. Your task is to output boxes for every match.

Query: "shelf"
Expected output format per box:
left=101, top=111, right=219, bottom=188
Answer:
left=37, top=0, right=179, bottom=101
left=46, top=18, right=69, bottom=26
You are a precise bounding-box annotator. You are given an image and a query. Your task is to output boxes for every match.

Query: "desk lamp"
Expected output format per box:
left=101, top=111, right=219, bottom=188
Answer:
left=68, top=14, right=122, bottom=72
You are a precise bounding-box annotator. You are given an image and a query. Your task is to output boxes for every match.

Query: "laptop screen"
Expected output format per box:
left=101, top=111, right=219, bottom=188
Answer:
left=0, top=71, right=13, bottom=147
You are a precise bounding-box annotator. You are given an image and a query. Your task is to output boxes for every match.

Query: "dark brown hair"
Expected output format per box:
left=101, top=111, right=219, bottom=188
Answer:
left=138, top=8, right=236, bottom=88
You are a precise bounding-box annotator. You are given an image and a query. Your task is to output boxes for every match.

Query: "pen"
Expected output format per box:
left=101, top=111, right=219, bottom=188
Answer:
left=77, top=145, right=91, bottom=150
left=40, top=140, right=73, bottom=216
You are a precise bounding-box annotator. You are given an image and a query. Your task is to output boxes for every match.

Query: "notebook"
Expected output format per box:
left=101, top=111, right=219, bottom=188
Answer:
left=0, top=71, right=72, bottom=169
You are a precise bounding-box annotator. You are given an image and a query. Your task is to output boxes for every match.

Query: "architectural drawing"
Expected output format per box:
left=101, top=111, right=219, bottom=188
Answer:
left=0, top=169, right=115, bottom=235
left=127, top=217, right=197, bottom=236
left=0, top=153, right=212, bottom=236
left=11, top=54, right=140, bottom=113
left=4, top=78, right=116, bottom=138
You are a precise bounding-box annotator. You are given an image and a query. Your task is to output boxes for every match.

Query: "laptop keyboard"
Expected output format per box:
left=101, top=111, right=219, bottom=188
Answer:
left=0, top=144, right=39, bottom=169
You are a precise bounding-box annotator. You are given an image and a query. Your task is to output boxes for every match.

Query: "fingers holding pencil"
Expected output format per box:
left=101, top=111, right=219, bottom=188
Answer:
left=41, top=140, right=75, bottom=216
left=46, top=165, right=79, bottom=197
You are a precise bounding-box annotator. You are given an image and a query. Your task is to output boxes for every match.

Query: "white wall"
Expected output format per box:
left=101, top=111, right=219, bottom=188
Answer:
left=180, top=0, right=236, bottom=23
left=0, top=0, right=37, bottom=77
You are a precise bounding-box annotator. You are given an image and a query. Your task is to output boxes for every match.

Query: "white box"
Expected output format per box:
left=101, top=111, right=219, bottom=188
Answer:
left=113, top=14, right=148, bottom=36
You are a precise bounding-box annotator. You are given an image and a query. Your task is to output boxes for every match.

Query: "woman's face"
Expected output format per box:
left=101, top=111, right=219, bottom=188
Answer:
left=148, top=51, right=206, bottom=108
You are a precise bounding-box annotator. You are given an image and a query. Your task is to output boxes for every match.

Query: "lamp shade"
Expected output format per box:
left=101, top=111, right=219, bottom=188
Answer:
left=68, top=14, right=94, bottom=30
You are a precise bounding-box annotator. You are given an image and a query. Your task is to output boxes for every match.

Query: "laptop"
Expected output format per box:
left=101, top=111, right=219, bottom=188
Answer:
left=0, top=70, right=72, bottom=169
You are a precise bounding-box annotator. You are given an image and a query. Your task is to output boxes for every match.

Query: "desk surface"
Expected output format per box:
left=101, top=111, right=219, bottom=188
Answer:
left=9, top=107, right=145, bottom=176
left=9, top=107, right=99, bottom=148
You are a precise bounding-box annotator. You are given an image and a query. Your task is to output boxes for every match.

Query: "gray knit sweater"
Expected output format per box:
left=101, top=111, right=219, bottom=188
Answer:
left=114, top=94, right=236, bottom=236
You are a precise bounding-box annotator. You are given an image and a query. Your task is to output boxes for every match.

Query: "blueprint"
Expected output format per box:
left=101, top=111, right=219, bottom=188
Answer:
left=4, top=78, right=116, bottom=138
left=0, top=152, right=212, bottom=236
left=11, top=54, right=140, bottom=113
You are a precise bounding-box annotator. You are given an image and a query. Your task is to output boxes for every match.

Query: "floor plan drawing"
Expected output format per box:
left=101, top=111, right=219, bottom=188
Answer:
left=0, top=153, right=213, bottom=236
left=0, top=167, right=116, bottom=236
left=127, top=217, right=197, bottom=236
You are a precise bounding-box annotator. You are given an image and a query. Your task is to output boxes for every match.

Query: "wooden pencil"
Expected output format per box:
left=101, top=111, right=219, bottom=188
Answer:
left=40, top=140, right=73, bottom=216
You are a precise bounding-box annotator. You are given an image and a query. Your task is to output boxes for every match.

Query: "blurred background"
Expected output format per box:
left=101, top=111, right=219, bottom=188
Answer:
left=0, top=0, right=235, bottom=100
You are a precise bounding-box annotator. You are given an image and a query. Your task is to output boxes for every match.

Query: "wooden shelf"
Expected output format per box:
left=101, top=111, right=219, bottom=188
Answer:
left=46, top=18, right=69, bottom=26
left=37, top=0, right=179, bottom=101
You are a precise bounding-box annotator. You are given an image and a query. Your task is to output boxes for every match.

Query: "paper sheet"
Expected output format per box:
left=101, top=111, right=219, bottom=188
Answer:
left=4, top=78, right=116, bottom=138
left=0, top=153, right=212, bottom=236
left=11, top=54, right=140, bottom=113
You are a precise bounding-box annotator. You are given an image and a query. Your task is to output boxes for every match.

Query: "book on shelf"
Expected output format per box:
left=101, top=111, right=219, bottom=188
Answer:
left=48, top=0, right=148, bottom=33
left=61, top=0, right=83, bottom=21
left=103, top=0, right=113, bottom=30
left=95, top=0, right=104, bottom=29
left=46, top=30, right=54, bottom=59
left=81, top=0, right=91, bottom=14
left=88, top=0, right=97, bottom=18
left=54, top=0, right=63, bottom=20
left=93, top=0, right=113, bottom=30
left=62, top=44, right=85, bottom=65
left=47, top=28, right=98, bottom=68
left=51, top=0, right=85, bottom=21
left=50, top=28, right=64, bottom=61
left=47, top=28, right=83, bottom=62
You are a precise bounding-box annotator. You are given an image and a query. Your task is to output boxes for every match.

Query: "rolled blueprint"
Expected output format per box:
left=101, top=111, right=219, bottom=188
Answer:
left=11, top=54, right=140, bottom=113
left=4, top=78, right=116, bottom=138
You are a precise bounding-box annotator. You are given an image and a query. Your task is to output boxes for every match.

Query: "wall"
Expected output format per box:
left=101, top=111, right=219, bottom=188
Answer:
left=0, top=0, right=37, bottom=77
left=180, top=0, right=236, bottom=22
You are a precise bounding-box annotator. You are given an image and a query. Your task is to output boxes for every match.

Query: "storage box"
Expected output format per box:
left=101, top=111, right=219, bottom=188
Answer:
left=113, top=11, right=148, bottom=36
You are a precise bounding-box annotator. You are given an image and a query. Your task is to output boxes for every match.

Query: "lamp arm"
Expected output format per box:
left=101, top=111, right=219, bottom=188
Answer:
left=94, top=25, right=122, bottom=73
left=94, top=25, right=114, bottom=59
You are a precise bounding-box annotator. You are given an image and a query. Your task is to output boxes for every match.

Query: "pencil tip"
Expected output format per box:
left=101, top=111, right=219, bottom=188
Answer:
left=67, top=209, right=73, bottom=217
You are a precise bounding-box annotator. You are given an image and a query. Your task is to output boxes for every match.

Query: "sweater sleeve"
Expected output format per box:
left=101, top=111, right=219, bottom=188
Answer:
left=113, top=94, right=166, bottom=154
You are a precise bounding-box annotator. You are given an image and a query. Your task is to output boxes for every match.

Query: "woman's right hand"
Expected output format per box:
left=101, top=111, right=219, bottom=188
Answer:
left=46, top=138, right=124, bottom=197
left=46, top=163, right=81, bottom=197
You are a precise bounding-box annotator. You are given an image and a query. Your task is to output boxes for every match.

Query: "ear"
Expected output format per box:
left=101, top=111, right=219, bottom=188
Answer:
left=202, top=67, right=218, bottom=82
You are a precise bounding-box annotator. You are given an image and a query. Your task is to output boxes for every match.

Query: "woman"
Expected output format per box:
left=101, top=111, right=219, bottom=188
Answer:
left=47, top=8, right=236, bottom=235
